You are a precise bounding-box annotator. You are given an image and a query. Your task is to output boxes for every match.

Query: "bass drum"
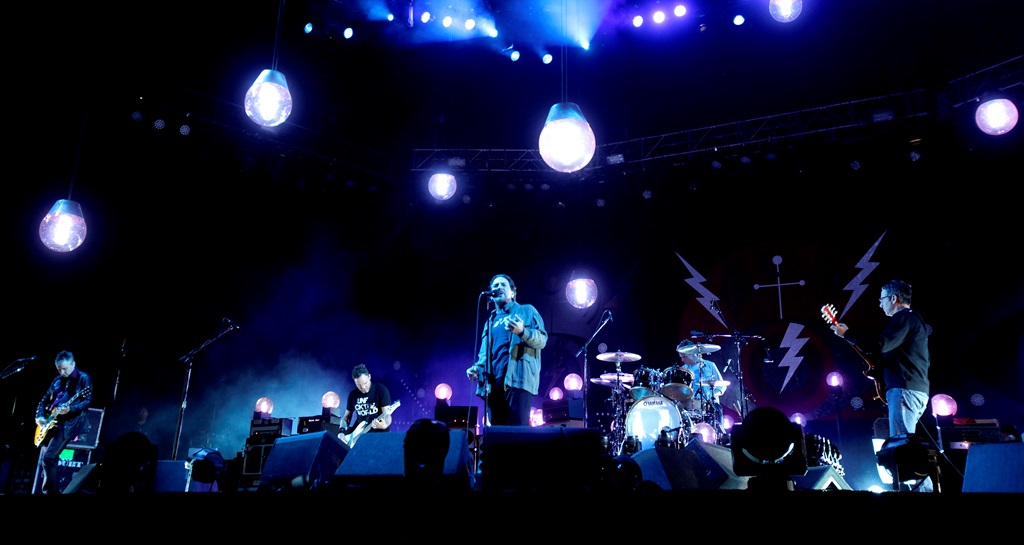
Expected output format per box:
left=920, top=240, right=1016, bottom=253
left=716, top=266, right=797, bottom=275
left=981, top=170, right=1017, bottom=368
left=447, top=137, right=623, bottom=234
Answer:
left=623, top=395, right=692, bottom=452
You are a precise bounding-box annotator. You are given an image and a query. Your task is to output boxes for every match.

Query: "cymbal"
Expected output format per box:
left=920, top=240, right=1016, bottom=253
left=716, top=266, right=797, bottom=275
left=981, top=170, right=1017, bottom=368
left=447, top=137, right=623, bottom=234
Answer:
left=590, top=377, right=632, bottom=389
left=678, top=343, right=721, bottom=355
left=599, top=372, right=634, bottom=383
left=596, top=351, right=642, bottom=363
left=696, top=380, right=731, bottom=387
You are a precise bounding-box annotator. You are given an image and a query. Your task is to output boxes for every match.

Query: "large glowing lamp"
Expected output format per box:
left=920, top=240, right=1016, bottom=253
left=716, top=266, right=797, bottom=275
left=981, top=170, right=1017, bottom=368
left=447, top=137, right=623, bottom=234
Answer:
left=769, top=0, right=803, bottom=23
left=539, top=102, right=596, bottom=173
left=39, top=199, right=87, bottom=252
left=974, top=96, right=1018, bottom=136
left=245, top=69, right=292, bottom=127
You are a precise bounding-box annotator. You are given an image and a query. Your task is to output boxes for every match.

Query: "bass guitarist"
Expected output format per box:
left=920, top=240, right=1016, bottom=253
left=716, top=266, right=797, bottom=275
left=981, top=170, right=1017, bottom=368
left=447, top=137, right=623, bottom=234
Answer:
left=34, top=349, right=93, bottom=494
left=341, top=364, right=392, bottom=442
left=830, top=279, right=933, bottom=492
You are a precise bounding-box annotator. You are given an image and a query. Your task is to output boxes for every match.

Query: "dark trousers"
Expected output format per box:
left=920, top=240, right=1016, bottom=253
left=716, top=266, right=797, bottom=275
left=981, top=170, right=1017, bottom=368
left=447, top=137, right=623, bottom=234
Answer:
left=484, top=383, right=534, bottom=426
left=39, top=425, right=73, bottom=494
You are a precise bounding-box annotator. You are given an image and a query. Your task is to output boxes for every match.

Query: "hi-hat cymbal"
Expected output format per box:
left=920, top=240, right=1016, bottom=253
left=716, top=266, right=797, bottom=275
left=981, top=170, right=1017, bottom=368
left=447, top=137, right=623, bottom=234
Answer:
left=599, top=372, right=634, bottom=383
left=678, top=343, right=721, bottom=355
left=596, top=351, right=642, bottom=363
left=696, top=380, right=731, bottom=387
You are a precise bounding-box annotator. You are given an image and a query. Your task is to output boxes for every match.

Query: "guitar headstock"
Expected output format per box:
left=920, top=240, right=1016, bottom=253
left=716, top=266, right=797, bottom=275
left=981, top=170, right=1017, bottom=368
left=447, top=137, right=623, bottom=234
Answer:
left=820, top=304, right=838, bottom=326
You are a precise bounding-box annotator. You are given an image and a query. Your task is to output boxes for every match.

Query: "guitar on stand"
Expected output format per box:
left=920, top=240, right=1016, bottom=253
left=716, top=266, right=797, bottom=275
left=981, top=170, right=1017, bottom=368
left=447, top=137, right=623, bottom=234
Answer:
left=821, top=304, right=886, bottom=405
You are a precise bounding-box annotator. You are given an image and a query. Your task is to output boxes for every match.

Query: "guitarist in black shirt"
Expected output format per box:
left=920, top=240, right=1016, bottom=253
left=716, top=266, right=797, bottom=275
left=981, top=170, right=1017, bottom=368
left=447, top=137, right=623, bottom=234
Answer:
left=340, top=364, right=393, bottom=446
left=830, top=280, right=933, bottom=492
left=34, top=350, right=93, bottom=494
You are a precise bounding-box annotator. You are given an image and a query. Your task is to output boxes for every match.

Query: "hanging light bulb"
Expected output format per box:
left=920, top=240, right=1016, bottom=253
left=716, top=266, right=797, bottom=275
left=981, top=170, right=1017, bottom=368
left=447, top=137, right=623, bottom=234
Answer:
left=39, top=199, right=87, bottom=252
left=566, top=275, right=597, bottom=309
left=539, top=102, right=596, bottom=173
left=769, top=0, right=803, bottom=23
left=41, top=109, right=89, bottom=253
left=245, top=0, right=292, bottom=127
left=428, top=172, right=457, bottom=200
left=245, top=69, right=292, bottom=127
left=974, top=96, right=1018, bottom=136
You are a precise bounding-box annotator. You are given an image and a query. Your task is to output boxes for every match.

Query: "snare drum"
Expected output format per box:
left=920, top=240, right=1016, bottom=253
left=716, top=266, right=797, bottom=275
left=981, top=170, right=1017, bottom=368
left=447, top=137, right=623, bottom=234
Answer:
left=623, top=395, right=693, bottom=452
left=661, top=366, right=694, bottom=401
left=631, top=366, right=661, bottom=400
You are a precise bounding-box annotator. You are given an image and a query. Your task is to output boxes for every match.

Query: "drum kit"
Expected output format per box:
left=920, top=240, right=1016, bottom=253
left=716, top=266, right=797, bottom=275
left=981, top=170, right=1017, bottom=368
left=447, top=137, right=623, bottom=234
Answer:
left=591, top=345, right=731, bottom=456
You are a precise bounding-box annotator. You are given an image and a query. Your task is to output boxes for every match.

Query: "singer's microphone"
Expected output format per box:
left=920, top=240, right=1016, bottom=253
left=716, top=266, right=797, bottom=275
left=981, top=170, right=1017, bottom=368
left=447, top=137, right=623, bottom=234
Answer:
left=225, top=318, right=241, bottom=330
left=481, top=288, right=503, bottom=297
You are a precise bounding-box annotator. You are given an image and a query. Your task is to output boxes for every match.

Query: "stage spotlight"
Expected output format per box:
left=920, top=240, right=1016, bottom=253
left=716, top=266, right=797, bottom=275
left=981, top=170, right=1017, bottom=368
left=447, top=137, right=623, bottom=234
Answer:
left=875, top=434, right=939, bottom=491
left=731, top=406, right=808, bottom=490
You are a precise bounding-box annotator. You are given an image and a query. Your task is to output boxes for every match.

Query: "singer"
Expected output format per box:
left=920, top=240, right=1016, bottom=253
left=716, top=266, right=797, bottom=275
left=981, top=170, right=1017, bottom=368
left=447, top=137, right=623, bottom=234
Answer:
left=34, top=350, right=93, bottom=494
left=466, top=274, right=548, bottom=426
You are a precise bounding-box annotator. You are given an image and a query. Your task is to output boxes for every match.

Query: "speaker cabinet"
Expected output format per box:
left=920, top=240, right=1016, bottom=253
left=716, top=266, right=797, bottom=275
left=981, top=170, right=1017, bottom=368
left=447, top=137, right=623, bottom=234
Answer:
left=332, top=430, right=474, bottom=492
left=631, top=441, right=750, bottom=490
left=962, top=442, right=1024, bottom=492
left=631, top=447, right=705, bottom=490
left=259, top=431, right=348, bottom=492
left=477, top=425, right=604, bottom=493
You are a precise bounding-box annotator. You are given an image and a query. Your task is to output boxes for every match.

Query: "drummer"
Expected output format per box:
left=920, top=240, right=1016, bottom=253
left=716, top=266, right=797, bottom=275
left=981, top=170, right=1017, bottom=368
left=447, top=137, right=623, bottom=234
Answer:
left=674, top=340, right=727, bottom=417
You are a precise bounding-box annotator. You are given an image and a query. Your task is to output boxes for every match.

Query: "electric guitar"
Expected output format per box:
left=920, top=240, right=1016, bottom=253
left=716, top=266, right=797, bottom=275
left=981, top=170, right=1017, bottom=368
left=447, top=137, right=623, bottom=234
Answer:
left=821, top=304, right=886, bottom=405
left=34, top=386, right=92, bottom=447
left=338, top=400, right=400, bottom=448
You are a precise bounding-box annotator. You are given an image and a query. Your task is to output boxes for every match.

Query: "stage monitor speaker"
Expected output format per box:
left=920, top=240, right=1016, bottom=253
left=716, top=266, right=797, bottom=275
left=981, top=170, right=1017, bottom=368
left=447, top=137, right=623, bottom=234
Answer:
left=792, top=465, right=853, bottom=491
left=62, top=462, right=100, bottom=494
left=962, top=442, right=1024, bottom=493
left=685, top=439, right=749, bottom=490
left=332, top=430, right=474, bottom=492
left=478, top=425, right=604, bottom=493
left=631, top=447, right=704, bottom=490
left=152, top=460, right=189, bottom=492
left=259, top=431, right=348, bottom=492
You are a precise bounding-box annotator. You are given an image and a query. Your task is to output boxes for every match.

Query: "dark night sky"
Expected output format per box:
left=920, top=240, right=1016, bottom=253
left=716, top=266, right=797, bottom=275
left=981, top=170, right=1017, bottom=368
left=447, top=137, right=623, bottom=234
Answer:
left=3, top=1, right=1021, bottom=489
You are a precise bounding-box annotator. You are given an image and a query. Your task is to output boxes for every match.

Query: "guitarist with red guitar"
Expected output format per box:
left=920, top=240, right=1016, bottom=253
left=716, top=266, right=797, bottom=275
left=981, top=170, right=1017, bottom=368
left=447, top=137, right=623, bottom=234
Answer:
left=828, top=280, right=934, bottom=492
left=34, top=350, right=94, bottom=494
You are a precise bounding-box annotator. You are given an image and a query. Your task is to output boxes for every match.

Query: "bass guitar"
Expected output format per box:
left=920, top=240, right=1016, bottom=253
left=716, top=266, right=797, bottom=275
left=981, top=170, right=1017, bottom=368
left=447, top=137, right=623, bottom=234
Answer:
left=821, top=304, right=886, bottom=405
left=34, top=386, right=92, bottom=447
left=339, top=400, right=400, bottom=448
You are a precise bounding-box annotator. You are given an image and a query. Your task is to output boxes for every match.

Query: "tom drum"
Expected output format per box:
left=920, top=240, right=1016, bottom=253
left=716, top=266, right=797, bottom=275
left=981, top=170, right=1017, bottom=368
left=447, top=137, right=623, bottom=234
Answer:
left=661, top=366, right=694, bottom=401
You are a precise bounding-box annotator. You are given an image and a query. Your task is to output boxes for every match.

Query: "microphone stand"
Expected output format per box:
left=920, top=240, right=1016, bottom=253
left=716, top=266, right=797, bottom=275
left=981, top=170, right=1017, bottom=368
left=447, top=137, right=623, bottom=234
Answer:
left=171, top=323, right=237, bottom=461
left=575, top=313, right=611, bottom=429
left=707, top=305, right=761, bottom=421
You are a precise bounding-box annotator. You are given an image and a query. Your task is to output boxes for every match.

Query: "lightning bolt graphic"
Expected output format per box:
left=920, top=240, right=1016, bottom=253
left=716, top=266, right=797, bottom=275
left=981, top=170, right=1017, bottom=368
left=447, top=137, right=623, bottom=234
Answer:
left=777, top=322, right=808, bottom=392
left=675, top=252, right=726, bottom=328
left=839, top=231, right=887, bottom=320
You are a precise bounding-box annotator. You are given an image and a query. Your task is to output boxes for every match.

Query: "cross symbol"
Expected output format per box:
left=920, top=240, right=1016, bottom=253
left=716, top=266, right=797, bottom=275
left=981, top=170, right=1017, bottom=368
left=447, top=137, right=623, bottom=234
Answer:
left=753, top=255, right=805, bottom=319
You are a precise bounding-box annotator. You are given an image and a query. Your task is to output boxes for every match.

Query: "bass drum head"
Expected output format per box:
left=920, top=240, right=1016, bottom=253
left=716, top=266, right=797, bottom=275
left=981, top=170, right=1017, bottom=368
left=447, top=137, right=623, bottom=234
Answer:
left=624, top=395, right=683, bottom=452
